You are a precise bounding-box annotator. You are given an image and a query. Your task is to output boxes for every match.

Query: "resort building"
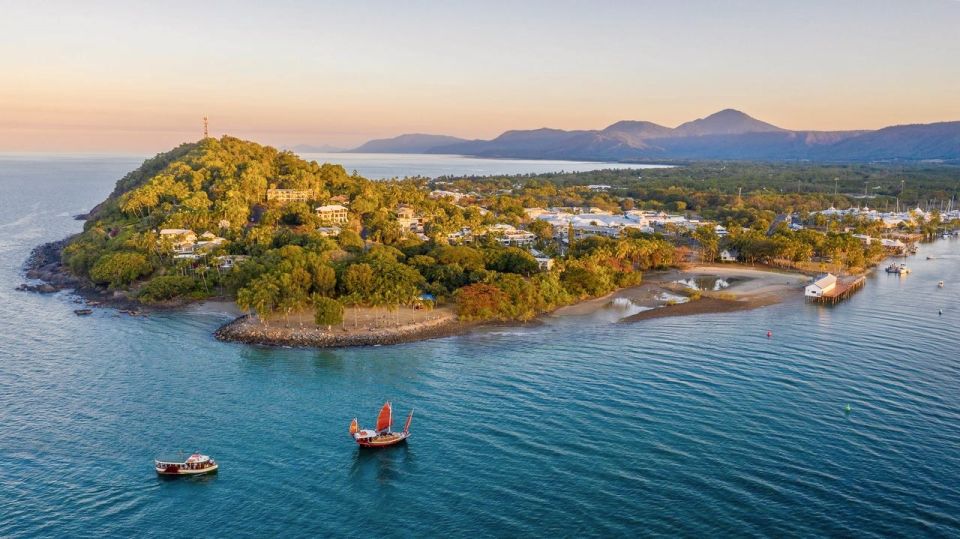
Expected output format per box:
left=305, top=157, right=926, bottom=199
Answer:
left=486, top=224, right=537, bottom=247
left=159, top=229, right=198, bottom=255
left=315, top=204, right=349, bottom=224
left=266, top=189, right=313, bottom=203
left=396, top=205, right=424, bottom=232
left=805, top=274, right=837, bottom=298
left=447, top=227, right=474, bottom=244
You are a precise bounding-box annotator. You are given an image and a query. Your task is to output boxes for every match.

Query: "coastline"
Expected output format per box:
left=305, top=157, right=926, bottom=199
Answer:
left=21, top=239, right=810, bottom=348
left=214, top=310, right=475, bottom=348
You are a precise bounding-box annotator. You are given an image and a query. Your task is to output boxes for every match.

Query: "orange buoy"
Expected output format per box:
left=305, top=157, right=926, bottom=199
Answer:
left=766, top=330, right=772, bottom=338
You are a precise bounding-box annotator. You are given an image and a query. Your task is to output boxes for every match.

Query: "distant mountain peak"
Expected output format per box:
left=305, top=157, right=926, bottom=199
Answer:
left=349, top=133, right=470, bottom=153
left=675, top=109, right=785, bottom=136
left=348, top=109, right=960, bottom=162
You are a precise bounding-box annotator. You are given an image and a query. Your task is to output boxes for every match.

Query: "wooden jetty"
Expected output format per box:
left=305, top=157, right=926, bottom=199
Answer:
left=810, top=275, right=865, bottom=304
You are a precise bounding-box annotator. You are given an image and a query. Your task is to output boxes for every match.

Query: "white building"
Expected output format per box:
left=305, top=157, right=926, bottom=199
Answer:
left=315, top=204, right=349, bottom=224
left=216, top=255, right=249, bottom=271
left=719, top=249, right=739, bottom=262
left=395, top=206, right=424, bottom=232
left=266, top=188, right=313, bottom=203
left=805, top=274, right=837, bottom=298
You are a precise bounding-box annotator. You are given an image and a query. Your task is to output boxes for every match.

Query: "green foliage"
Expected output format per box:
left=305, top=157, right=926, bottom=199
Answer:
left=89, top=252, right=152, bottom=287
left=314, top=296, right=344, bottom=326
left=485, top=247, right=539, bottom=276
left=454, top=283, right=506, bottom=321
left=138, top=275, right=196, bottom=303
left=337, top=229, right=364, bottom=252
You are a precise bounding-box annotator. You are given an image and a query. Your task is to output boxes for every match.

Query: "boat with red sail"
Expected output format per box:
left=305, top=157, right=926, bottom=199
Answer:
left=154, top=452, right=218, bottom=476
left=349, top=402, right=413, bottom=448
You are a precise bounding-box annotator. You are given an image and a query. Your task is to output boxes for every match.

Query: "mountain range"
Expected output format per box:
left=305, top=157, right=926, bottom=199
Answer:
left=344, top=109, right=960, bottom=162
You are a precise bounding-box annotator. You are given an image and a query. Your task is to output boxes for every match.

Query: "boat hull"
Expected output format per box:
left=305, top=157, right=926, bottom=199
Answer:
left=355, top=432, right=409, bottom=448
left=155, top=464, right=219, bottom=476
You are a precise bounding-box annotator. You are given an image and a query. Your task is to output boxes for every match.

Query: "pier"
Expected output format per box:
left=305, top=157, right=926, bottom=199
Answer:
left=811, top=275, right=866, bottom=304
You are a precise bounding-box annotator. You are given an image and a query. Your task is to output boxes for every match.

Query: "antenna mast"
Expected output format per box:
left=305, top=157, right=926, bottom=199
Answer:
left=203, top=116, right=209, bottom=139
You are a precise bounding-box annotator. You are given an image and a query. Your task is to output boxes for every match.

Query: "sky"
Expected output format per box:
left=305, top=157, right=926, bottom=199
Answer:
left=1, top=0, right=959, bottom=152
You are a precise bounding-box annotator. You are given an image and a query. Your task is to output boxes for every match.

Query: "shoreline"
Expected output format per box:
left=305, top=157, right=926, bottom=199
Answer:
left=21, top=239, right=811, bottom=348
left=214, top=312, right=477, bottom=348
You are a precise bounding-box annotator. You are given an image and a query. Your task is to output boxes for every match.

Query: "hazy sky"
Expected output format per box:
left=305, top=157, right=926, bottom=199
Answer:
left=1, top=0, right=959, bottom=152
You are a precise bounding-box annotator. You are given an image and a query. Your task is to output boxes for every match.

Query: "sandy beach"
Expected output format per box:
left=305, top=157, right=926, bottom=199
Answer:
left=553, top=264, right=809, bottom=322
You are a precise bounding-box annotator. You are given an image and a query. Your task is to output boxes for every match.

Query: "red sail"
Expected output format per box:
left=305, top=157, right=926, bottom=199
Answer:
left=403, top=409, right=414, bottom=434
left=375, top=402, right=392, bottom=432
left=349, top=418, right=359, bottom=435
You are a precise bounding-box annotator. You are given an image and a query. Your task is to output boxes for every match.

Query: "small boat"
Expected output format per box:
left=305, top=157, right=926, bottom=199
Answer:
left=885, top=263, right=910, bottom=275
left=155, top=453, right=218, bottom=476
left=74, top=309, right=93, bottom=316
left=939, top=281, right=945, bottom=288
left=349, top=402, right=413, bottom=448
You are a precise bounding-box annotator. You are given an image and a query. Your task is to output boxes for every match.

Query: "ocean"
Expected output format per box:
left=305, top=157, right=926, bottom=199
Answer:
left=1, top=154, right=958, bottom=538
left=296, top=152, right=668, bottom=179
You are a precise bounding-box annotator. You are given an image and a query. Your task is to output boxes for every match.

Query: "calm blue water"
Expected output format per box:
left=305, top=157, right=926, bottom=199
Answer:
left=1, top=155, right=959, bottom=538
left=298, top=152, right=668, bottom=179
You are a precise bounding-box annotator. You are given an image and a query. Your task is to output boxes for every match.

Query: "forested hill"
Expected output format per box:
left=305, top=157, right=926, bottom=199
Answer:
left=85, top=136, right=357, bottom=231
left=60, top=136, right=678, bottom=322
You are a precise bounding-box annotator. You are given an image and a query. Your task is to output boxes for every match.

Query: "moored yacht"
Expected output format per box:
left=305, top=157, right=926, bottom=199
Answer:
left=885, top=263, right=910, bottom=274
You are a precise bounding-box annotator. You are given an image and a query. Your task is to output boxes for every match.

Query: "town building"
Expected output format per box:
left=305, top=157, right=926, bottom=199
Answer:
left=315, top=204, right=349, bottom=224
left=266, top=189, right=313, bottom=203
left=396, top=205, right=424, bottom=232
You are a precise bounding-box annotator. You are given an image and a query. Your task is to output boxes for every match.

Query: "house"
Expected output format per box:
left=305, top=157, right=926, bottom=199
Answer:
left=535, top=257, right=554, bottom=271
left=499, top=230, right=536, bottom=247
left=719, top=249, right=739, bottom=262
left=395, top=205, right=424, bottom=232
left=195, top=232, right=227, bottom=251
left=159, top=229, right=197, bottom=255
left=315, top=204, right=349, bottom=224
left=216, top=255, right=249, bottom=271
left=715, top=224, right=729, bottom=237
left=486, top=224, right=536, bottom=247
left=316, top=226, right=342, bottom=237
left=447, top=227, right=474, bottom=243
left=587, top=184, right=611, bottom=192
left=805, top=274, right=837, bottom=298
left=266, top=189, right=313, bottom=203
left=430, top=190, right=465, bottom=202
left=159, top=228, right=196, bottom=243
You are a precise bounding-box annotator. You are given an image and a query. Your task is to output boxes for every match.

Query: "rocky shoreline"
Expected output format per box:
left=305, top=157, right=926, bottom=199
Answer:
left=214, top=313, right=473, bottom=348
left=19, top=239, right=192, bottom=311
